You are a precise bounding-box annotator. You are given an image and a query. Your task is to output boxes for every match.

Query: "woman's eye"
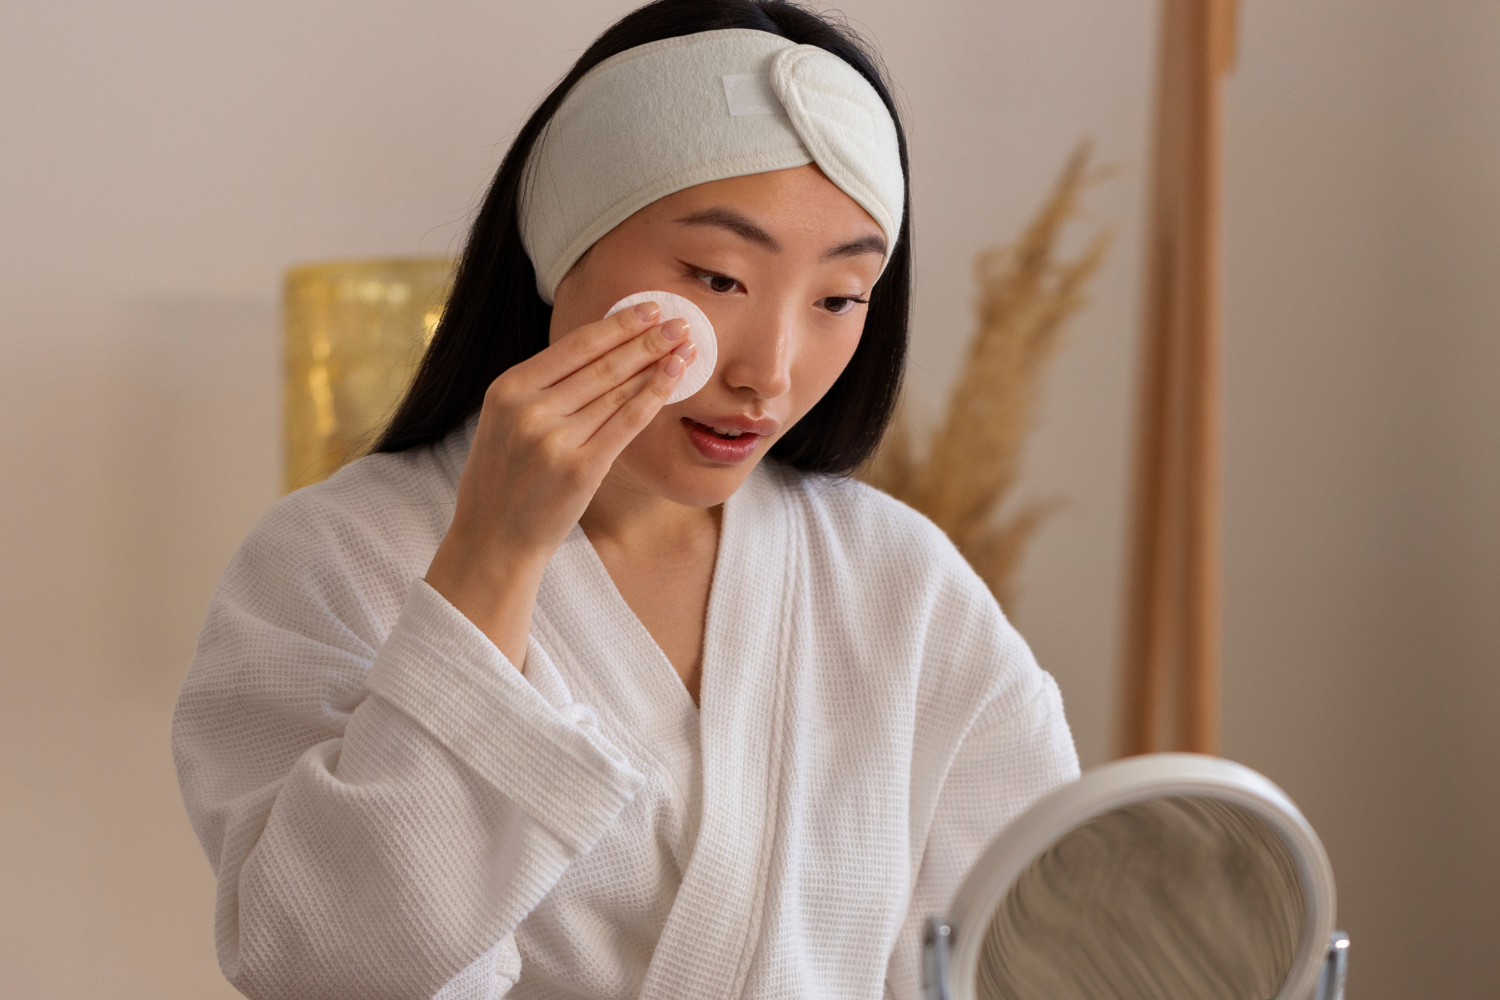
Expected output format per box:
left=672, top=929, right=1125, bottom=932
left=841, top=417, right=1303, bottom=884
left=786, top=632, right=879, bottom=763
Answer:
left=820, top=296, right=868, bottom=316
left=696, top=272, right=741, bottom=294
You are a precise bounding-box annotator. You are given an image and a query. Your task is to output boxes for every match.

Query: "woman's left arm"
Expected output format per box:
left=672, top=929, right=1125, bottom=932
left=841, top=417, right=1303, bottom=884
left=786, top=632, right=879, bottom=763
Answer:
left=884, top=668, right=1080, bottom=1000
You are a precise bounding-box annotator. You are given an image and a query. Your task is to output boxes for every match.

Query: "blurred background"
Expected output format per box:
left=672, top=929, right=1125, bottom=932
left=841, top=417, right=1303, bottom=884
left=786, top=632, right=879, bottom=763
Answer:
left=1, top=1, right=1496, bottom=997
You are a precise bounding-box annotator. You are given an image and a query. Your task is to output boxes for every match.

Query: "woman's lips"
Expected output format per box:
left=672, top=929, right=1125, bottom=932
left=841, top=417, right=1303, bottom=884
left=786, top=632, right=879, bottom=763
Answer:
left=682, top=418, right=762, bottom=464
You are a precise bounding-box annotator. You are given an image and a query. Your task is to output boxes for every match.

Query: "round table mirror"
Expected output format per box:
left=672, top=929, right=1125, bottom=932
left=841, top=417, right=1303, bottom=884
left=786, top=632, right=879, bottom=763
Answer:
left=927, top=754, right=1348, bottom=1000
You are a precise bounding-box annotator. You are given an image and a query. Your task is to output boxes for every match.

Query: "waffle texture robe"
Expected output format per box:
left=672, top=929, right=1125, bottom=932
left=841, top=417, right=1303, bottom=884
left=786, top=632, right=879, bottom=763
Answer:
left=171, top=418, right=1078, bottom=1000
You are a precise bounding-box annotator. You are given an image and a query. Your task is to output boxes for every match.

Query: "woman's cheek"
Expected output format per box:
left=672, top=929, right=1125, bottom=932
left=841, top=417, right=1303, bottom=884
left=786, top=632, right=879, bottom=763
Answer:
left=800, top=323, right=863, bottom=402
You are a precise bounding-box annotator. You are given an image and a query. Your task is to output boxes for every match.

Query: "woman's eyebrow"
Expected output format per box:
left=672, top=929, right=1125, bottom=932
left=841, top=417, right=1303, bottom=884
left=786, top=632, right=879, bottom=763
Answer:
left=674, top=206, right=885, bottom=262
left=821, top=233, right=887, bottom=262
left=673, top=207, right=782, bottom=253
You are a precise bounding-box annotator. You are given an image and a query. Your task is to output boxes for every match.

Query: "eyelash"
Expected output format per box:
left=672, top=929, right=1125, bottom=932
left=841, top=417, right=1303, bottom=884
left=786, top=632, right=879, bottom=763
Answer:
left=686, top=266, right=869, bottom=316
left=691, top=269, right=742, bottom=296
left=821, top=294, right=870, bottom=317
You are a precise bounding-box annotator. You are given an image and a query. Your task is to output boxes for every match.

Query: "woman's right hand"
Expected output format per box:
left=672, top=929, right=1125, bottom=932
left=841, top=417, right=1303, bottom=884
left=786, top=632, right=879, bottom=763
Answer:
left=424, top=300, right=695, bottom=667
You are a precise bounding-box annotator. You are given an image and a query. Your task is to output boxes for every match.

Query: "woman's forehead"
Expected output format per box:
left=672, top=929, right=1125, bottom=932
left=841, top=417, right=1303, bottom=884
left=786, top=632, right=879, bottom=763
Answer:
left=646, top=166, right=884, bottom=246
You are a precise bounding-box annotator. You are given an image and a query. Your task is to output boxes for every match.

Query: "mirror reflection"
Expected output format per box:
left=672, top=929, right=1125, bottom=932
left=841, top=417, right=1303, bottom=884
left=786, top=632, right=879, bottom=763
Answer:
left=978, top=796, right=1304, bottom=1000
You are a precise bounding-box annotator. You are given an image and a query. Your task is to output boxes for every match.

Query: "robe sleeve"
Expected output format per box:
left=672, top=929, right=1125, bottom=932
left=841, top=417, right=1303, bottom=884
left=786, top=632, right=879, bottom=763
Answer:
left=171, top=509, right=646, bottom=1000
left=884, top=666, right=1080, bottom=1000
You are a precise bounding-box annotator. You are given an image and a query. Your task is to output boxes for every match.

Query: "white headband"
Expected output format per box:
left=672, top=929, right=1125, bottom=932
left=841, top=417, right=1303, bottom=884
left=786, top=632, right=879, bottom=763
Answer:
left=519, top=28, right=905, bottom=305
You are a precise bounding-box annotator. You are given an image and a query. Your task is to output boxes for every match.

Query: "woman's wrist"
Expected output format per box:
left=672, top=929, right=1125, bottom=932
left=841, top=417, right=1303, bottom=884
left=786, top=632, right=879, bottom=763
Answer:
left=425, top=533, right=552, bottom=670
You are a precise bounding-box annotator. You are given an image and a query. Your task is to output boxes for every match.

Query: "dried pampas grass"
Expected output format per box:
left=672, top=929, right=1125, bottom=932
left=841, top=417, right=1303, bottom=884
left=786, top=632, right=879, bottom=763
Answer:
left=861, top=143, right=1112, bottom=609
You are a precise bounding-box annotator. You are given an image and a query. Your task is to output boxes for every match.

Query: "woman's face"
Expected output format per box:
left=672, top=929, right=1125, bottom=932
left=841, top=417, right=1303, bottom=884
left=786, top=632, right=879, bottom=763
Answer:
left=549, top=164, right=886, bottom=509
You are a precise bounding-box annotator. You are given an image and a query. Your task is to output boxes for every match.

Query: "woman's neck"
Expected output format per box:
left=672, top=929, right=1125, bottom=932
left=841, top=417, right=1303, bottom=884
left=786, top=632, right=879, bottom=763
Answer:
left=579, top=465, right=722, bottom=703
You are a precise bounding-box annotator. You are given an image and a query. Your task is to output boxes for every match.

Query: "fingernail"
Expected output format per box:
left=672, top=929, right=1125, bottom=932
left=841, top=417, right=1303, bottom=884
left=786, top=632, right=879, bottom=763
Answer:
left=661, top=318, right=689, bottom=341
left=634, top=301, right=660, bottom=322
left=670, top=339, right=694, bottom=359
left=665, top=355, right=686, bottom=377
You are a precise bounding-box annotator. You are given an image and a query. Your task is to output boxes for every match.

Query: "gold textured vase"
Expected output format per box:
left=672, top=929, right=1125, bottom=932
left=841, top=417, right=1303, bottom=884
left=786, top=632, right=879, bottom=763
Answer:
left=283, top=258, right=454, bottom=493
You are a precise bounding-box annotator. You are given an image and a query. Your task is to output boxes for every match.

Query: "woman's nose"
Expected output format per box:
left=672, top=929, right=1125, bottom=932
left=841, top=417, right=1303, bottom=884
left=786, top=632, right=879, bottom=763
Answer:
left=720, top=306, right=794, bottom=400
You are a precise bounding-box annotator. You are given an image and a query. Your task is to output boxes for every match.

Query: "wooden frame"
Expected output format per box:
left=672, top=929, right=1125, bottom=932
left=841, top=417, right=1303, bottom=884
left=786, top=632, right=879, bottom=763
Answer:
left=1119, top=0, right=1238, bottom=756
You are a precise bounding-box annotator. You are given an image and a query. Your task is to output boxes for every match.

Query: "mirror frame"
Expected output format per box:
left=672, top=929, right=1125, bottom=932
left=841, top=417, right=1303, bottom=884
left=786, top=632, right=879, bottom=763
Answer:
left=943, top=753, right=1337, bottom=1000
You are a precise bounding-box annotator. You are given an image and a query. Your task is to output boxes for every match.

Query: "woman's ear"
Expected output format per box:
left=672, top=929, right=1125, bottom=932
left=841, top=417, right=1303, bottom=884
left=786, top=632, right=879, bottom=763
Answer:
left=557, top=244, right=596, bottom=296
left=548, top=249, right=596, bottom=343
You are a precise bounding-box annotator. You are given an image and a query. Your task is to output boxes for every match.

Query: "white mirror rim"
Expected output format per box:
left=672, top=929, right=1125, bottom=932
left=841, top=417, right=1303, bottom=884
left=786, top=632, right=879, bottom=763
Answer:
left=946, top=753, right=1337, bottom=1000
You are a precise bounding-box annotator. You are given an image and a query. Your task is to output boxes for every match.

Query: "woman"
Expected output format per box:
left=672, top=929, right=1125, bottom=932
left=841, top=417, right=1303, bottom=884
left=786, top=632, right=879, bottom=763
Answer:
left=172, top=2, right=1078, bottom=998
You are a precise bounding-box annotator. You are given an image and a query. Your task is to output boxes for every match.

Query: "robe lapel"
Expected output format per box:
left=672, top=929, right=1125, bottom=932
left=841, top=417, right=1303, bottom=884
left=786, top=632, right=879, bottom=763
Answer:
left=449, top=413, right=702, bottom=838
left=443, top=418, right=801, bottom=996
left=636, top=462, right=800, bottom=1000
left=531, top=531, right=703, bottom=871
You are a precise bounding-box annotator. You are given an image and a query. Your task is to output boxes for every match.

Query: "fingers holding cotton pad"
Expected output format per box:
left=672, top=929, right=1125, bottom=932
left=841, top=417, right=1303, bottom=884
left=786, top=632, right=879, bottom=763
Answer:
left=605, top=290, right=717, bottom=405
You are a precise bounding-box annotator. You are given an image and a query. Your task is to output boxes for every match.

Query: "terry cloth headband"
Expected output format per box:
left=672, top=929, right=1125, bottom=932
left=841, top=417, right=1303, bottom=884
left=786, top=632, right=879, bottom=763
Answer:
left=519, top=28, right=905, bottom=305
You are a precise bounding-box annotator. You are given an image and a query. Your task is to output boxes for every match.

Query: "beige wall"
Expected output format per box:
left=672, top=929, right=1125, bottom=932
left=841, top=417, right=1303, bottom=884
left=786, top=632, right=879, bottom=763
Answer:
left=1, top=1, right=1494, bottom=997
left=1216, top=4, right=1500, bottom=994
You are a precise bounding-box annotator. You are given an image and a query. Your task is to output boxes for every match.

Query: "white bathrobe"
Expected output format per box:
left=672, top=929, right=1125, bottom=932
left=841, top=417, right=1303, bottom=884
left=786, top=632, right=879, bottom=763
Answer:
left=172, top=418, right=1078, bottom=1000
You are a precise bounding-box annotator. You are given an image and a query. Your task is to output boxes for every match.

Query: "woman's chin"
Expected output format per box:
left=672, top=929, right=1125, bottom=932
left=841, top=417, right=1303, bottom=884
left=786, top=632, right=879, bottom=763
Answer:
left=641, top=458, right=762, bottom=510
left=611, top=452, right=761, bottom=510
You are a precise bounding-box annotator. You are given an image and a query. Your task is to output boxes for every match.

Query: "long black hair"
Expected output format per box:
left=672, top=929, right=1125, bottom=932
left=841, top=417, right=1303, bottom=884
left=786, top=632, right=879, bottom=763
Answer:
left=373, top=0, right=912, bottom=475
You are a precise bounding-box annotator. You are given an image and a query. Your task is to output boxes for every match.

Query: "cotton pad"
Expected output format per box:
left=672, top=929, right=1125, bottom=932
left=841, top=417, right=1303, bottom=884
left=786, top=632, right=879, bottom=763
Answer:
left=605, top=290, right=717, bottom=405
